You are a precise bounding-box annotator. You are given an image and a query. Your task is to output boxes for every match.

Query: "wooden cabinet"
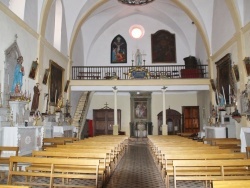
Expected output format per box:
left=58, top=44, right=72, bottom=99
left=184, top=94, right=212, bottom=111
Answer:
left=93, top=109, right=121, bottom=136
left=182, top=106, right=200, bottom=133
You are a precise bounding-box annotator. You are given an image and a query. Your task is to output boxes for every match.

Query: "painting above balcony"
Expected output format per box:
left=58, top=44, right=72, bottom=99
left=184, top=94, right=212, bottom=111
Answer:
left=151, top=30, right=176, bottom=63
left=111, top=35, right=127, bottom=63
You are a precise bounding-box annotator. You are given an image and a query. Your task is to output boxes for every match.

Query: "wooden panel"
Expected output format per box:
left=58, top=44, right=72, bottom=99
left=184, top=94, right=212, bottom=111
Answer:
left=93, top=109, right=121, bottom=136
left=182, top=106, right=200, bottom=134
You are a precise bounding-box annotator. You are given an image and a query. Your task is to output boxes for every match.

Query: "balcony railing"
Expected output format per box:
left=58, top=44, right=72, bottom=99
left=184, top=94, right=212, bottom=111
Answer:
left=72, top=65, right=209, bottom=80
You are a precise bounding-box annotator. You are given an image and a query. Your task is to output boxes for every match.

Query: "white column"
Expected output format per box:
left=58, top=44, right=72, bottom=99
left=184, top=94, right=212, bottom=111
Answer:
left=113, top=87, right=118, bottom=135
left=162, top=87, right=168, bottom=135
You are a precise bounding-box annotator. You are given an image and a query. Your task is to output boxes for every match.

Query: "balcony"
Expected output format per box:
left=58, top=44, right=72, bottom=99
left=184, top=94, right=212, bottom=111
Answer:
left=72, top=65, right=209, bottom=80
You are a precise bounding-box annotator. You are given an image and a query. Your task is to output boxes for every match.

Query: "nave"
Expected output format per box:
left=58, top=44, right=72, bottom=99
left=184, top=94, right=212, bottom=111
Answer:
left=0, top=137, right=205, bottom=188
left=104, top=138, right=203, bottom=188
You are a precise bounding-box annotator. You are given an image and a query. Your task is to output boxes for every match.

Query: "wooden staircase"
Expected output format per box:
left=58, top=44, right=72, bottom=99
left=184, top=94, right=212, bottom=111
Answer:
left=72, top=91, right=92, bottom=139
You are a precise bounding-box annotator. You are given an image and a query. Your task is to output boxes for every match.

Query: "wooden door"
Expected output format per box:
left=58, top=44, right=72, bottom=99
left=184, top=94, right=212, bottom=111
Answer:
left=93, top=109, right=121, bottom=136
left=182, top=106, right=200, bottom=133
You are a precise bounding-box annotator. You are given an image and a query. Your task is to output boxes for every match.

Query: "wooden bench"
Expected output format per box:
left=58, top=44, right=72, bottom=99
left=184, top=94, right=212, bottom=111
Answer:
left=77, top=72, right=101, bottom=80
left=42, top=138, right=66, bottom=150
left=172, top=159, right=250, bottom=188
left=0, top=147, right=19, bottom=180
left=212, top=180, right=250, bottom=188
left=0, top=186, right=30, bottom=188
left=8, top=156, right=100, bottom=188
left=30, top=150, right=109, bottom=183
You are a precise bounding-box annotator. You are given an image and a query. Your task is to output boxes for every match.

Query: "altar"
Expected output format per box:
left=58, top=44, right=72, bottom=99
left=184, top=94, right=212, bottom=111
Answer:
left=240, top=127, right=250, bottom=152
left=204, top=126, right=226, bottom=138
left=0, top=126, right=43, bottom=156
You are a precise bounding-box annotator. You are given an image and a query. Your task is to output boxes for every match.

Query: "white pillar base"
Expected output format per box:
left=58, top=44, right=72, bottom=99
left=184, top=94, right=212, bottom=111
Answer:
left=113, top=125, right=118, bottom=135
left=162, top=124, right=168, bottom=135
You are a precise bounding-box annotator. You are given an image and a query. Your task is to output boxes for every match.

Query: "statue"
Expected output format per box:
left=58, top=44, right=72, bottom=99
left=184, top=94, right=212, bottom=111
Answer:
left=31, top=83, right=40, bottom=112
left=11, top=56, right=25, bottom=93
left=135, top=49, right=142, bottom=66
left=56, top=94, right=63, bottom=111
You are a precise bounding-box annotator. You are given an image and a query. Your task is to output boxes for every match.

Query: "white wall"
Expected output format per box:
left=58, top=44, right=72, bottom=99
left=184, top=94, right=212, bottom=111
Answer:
left=82, top=15, right=192, bottom=67
left=86, top=91, right=199, bottom=136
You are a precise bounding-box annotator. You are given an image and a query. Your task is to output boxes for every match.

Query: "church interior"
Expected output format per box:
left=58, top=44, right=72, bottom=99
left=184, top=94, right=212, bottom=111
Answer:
left=1, top=0, right=250, bottom=187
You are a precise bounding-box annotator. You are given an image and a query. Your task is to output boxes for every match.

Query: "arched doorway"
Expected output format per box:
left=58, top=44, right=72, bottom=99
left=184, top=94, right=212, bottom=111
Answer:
left=157, top=108, right=181, bottom=135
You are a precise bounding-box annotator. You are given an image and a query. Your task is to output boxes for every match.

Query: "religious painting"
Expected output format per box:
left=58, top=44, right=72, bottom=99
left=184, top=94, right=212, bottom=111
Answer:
left=42, top=69, right=50, bottom=85
left=151, top=30, right=176, bottom=63
left=232, top=64, right=240, bottom=82
left=134, top=101, right=147, bottom=119
left=111, top=35, right=127, bottom=63
left=49, top=60, right=64, bottom=106
left=28, top=60, right=38, bottom=79
left=215, top=53, right=234, bottom=105
left=64, top=80, right=70, bottom=92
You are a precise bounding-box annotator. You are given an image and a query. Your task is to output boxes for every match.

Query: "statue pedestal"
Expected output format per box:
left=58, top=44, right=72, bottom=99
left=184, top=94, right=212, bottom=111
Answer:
left=9, top=101, right=28, bottom=126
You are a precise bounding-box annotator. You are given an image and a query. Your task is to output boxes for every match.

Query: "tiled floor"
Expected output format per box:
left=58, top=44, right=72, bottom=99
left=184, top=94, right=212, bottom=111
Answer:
left=105, top=138, right=204, bottom=188
left=0, top=138, right=205, bottom=188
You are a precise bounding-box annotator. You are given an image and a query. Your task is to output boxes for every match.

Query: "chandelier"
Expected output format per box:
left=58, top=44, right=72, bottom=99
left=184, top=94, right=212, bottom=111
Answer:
left=118, top=0, right=155, bottom=6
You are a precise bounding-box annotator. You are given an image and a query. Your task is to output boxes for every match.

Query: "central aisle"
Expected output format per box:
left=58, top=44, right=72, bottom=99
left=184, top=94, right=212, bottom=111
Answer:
left=105, top=139, right=165, bottom=188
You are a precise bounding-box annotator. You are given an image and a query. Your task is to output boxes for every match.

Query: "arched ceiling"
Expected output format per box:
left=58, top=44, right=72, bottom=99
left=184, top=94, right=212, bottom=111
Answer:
left=2, top=0, right=246, bottom=62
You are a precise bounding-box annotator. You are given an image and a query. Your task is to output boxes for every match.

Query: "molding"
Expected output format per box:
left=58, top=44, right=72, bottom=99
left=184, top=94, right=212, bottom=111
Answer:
left=211, top=34, right=237, bottom=61
left=242, top=22, right=250, bottom=34
left=0, top=2, right=39, bottom=39
left=70, top=79, right=210, bottom=86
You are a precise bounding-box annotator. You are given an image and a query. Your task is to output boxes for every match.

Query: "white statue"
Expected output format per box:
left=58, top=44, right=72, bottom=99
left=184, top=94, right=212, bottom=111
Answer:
left=135, top=49, right=142, bottom=66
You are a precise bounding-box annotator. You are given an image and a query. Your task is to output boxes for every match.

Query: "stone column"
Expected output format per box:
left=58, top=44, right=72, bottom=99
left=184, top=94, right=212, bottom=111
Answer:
left=113, top=87, right=118, bottom=135
left=162, top=86, right=168, bottom=135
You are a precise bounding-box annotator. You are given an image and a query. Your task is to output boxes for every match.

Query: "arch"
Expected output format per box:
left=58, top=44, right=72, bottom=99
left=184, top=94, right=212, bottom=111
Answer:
left=157, top=108, right=181, bottom=135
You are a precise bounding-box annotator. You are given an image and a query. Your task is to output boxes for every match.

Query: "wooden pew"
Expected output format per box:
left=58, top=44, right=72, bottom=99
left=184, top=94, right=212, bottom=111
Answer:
left=42, top=138, right=66, bottom=150
left=0, top=146, right=19, bottom=181
left=30, top=150, right=110, bottom=182
left=172, top=159, right=250, bottom=188
left=213, top=180, right=250, bottom=188
left=0, top=186, right=30, bottom=188
left=8, top=156, right=101, bottom=188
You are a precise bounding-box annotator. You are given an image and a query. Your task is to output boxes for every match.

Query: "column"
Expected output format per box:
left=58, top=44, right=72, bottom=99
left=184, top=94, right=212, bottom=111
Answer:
left=162, top=86, right=168, bottom=135
left=113, top=86, right=118, bottom=135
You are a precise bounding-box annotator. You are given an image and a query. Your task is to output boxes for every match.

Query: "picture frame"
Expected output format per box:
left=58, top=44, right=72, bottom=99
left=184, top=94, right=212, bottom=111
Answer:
left=210, top=79, right=216, bottom=91
left=232, top=64, right=240, bottom=82
left=28, top=60, right=38, bottom=79
left=49, top=60, right=64, bottom=106
left=42, top=69, right=50, bottom=85
left=64, top=80, right=70, bottom=92
left=215, top=53, right=234, bottom=104
left=151, top=30, right=176, bottom=63
left=111, top=35, right=127, bottom=64
left=134, top=101, right=148, bottom=119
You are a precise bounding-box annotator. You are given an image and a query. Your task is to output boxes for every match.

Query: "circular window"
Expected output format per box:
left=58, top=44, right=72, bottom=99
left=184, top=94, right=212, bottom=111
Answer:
left=129, top=25, right=145, bottom=39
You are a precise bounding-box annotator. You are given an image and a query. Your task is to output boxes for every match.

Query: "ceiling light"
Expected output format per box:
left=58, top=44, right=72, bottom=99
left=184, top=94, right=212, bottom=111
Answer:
left=118, top=0, right=155, bottom=6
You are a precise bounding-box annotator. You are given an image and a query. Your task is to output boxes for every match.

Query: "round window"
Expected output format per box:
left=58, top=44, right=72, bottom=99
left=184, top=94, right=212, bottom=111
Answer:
left=129, top=25, right=145, bottom=39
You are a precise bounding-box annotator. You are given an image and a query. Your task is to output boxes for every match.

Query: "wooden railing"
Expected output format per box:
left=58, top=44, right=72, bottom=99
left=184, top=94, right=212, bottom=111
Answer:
left=72, top=65, right=209, bottom=80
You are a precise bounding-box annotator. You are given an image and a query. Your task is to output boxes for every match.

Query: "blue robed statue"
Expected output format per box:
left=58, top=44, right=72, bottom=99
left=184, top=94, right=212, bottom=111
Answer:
left=11, top=56, right=25, bottom=93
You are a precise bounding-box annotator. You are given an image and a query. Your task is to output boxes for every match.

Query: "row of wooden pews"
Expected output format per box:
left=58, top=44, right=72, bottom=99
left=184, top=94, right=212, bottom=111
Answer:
left=148, top=135, right=250, bottom=188
left=6, top=135, right=128, bottom=188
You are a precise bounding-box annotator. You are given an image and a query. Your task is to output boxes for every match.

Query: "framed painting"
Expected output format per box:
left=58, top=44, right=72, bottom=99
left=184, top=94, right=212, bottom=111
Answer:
left=151, top=30, right=176, bottom=63
left=28, top=60, right=38, bottom=79
left=111, top=35, right=127, bottom=63
left=64, top=80, right=70, bottom=92
left=215, top=53, right=234, bottom=104
left=49, top=60, right=64, bottom=106
left=232, top=64, right=240, bottom=82
left=42, top=69, right=50, bottom=85
left=134, top=101, right=147, bottom=119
